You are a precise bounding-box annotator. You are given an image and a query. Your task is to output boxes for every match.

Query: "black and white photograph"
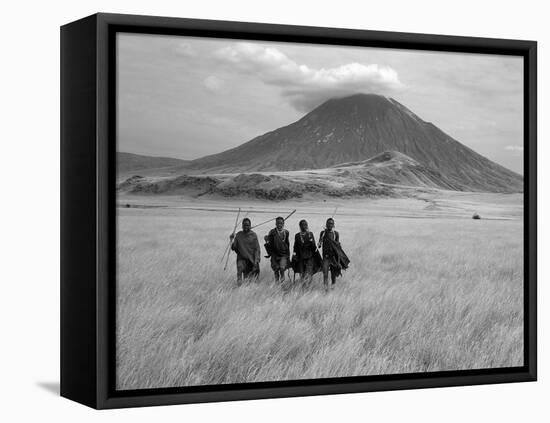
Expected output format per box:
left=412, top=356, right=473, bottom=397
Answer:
left=115, top=32, right=526, bottom=391
left=2, top=0, right=547, bottom=418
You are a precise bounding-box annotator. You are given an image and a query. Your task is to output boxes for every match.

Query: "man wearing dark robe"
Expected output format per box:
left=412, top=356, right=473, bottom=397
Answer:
left=264, top=216, right=290, bottom=283
left=230, top=218, right=261, bottom=284
left=319, top=218, right=350, bottom=291
left=292, top=219, right=321, bottom=286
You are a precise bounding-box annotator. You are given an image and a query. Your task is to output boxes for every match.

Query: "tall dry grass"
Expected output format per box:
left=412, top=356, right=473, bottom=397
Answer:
left=116, top=204, right=523, bottom=390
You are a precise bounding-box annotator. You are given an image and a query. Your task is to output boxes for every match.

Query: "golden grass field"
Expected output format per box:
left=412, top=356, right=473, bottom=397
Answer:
left=116, top=193, right=524, bottom=390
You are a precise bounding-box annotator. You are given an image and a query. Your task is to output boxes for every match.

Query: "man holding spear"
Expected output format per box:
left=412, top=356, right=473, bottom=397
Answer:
left=230, top=218, right=261, bottom=285
left=264, top=216, right=290, bottom=283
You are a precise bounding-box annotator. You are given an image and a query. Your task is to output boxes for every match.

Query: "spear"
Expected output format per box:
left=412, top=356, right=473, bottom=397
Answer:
left=222, top=207, right=241, bottom=270
left=221, top=210, right=249, bottom=263
left=284, top=209, right=297, bottom=222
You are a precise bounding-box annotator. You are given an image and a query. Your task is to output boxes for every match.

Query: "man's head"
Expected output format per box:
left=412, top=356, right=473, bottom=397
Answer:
left=326, top=218, right=335, bottom=230
left=275, top=216, right=285, bottom=230
left=242, top=218, right=251, bottom=232
left=299, top=219, right=308, bottom=232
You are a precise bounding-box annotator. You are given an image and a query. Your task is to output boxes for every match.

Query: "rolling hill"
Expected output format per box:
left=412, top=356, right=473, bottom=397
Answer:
left=117, top=150, right=470, bottom=200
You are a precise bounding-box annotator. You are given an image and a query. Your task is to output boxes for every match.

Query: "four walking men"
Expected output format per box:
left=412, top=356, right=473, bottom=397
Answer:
left=230, top=215, right=349, bottom=290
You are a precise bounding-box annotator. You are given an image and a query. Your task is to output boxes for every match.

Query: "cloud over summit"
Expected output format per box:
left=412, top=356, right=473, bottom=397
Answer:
left=214, top=42, right=403, bottom=112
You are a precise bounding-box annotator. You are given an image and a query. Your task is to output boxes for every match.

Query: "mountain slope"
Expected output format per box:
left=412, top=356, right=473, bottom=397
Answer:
left=182, top=94, right=522, bottom=193
left=334, top=150, right=460, bottom=190
left=117, top=152, right=189, bottom=173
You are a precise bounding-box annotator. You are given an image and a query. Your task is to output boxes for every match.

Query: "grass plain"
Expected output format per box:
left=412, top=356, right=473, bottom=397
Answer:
left=116, top=192, right=524, bottom=390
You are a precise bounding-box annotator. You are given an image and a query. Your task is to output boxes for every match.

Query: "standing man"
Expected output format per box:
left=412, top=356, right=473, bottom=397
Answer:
left=264, top=216, right=290, bottom=283
left=230, top=218, right=261, bottom=284
left=292, top=219, right=321, bottom=287
left=319, top=218, right=350, bottom=291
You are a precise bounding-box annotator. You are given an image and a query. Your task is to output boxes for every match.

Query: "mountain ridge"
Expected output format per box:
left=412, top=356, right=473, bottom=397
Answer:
left=117, top=152, right=189, bottom=174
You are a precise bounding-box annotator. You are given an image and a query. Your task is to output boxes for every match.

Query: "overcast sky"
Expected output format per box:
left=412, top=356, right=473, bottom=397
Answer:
left=117, top=33, right=524, bottom=174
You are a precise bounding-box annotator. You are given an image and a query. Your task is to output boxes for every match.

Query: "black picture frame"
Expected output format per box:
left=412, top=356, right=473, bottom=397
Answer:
left=60, top=12, right=537, bottom=409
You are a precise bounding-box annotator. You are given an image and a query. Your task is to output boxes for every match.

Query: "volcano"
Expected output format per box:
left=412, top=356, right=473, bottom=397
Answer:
left=181, top=94, right=522, bottom=193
